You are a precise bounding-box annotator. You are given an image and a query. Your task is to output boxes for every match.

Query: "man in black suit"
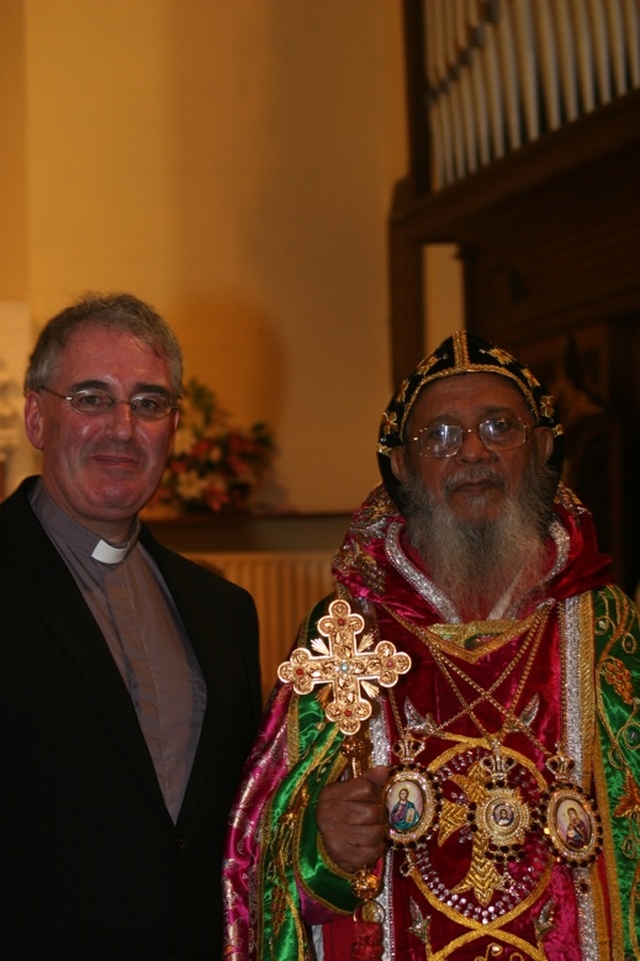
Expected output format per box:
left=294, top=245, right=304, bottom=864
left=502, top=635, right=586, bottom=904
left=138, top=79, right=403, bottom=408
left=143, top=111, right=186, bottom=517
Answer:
left=0, top=292, right=262, bottom=960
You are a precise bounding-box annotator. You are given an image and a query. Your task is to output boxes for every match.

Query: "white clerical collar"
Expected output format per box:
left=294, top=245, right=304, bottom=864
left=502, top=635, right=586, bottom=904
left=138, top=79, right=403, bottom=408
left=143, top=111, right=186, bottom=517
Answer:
left=28, top=477, right=140, bottom=566
left=91, top=539, right=131, bottom=564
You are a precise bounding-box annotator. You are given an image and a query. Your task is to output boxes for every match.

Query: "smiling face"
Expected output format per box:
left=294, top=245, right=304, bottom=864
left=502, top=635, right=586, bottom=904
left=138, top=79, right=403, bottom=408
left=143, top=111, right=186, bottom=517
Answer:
left=24, top=325, right=179, bottom=542
left=391, top=372, right=553, bottom=525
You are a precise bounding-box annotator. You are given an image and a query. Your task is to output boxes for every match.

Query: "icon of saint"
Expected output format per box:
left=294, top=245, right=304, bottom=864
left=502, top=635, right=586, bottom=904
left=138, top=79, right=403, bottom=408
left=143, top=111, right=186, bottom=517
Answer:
left=563, top=805, right=590, bottom=850
left=390, top=786, right=420, bottom=832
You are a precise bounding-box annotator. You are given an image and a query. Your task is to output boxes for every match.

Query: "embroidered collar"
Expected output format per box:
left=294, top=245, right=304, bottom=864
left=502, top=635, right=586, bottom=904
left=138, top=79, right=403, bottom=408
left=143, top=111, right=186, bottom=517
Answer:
left=384, top=518, right=570, bottom=622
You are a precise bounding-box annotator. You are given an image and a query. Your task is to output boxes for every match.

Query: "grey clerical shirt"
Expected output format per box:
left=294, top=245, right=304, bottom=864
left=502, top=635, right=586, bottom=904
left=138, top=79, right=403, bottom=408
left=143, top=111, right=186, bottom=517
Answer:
left=30, top=479, right=207, bottom=823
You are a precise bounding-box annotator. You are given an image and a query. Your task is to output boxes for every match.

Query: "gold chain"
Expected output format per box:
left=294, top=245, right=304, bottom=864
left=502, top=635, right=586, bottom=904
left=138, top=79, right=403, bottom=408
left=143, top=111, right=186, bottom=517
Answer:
left=384, top=601, right=554, bottom=755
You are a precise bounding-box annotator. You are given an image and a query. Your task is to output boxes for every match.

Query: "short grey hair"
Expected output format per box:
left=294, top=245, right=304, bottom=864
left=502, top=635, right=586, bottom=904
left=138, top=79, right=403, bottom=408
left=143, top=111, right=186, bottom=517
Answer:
left=24, top=292, right=183, bottom=397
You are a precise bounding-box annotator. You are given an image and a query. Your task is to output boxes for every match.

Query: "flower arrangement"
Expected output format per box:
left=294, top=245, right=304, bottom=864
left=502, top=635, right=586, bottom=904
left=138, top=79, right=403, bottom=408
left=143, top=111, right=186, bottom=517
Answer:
left=148, top=377, right=275, bottom=515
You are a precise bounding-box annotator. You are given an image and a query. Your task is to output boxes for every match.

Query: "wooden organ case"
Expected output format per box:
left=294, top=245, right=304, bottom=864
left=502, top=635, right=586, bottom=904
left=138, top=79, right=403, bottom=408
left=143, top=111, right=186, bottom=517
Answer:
left=389, top=0, right=640, bottom=592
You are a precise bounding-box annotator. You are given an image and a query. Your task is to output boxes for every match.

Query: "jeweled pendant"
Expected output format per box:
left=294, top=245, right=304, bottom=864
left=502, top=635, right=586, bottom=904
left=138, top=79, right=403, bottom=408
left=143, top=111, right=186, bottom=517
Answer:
left=474, top=741, right=531, bottom=862
left=383, top=730, right=441, bottom=847
left=534, top=754, right=603, bottom=867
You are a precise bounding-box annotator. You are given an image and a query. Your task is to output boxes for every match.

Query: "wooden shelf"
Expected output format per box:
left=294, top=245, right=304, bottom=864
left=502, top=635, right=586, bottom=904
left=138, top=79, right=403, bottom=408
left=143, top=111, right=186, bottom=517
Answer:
left=143, top=511, right=352, bottom=554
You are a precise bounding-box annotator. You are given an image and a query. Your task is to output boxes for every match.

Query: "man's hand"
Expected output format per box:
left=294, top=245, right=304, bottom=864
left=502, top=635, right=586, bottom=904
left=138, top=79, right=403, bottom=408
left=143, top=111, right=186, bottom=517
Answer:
left=315, top=765, right=389, bottom=874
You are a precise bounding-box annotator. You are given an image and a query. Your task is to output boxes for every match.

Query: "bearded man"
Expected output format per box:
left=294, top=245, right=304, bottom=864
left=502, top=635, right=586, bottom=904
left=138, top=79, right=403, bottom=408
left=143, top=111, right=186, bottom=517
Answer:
left=223, top=332, right=640, bottom=960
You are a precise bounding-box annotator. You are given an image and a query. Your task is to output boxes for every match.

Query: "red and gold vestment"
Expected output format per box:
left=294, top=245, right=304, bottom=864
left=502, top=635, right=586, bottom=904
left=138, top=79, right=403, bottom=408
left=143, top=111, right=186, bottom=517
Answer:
left=224, top=486, right=640, bottom=960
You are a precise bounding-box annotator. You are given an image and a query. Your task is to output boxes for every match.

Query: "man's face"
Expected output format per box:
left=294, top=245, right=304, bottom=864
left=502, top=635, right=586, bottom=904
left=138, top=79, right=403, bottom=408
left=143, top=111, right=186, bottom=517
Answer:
left=24, top=326, right=179, bottom=541
left=390, top=372, right=553, bottom=525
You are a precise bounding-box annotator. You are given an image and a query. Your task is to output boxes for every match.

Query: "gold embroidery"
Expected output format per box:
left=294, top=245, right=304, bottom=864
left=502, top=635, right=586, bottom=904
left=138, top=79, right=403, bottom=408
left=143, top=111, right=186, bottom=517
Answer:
left=425, top=614, right=541, bottom=657
left=601, top=656, right=635, bottom=705
left=437, top=796, right=470, bottom=843
left=269, top=782, right=310, bottom=946
left=380, top=410, right=398, bottom=437
left=613, top=770, right=640, bottom=822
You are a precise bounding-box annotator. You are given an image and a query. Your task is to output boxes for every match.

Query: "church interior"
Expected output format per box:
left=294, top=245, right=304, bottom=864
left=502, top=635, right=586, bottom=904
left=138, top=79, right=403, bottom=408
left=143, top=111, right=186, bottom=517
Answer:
left=1, top=0, right=638, bottom=694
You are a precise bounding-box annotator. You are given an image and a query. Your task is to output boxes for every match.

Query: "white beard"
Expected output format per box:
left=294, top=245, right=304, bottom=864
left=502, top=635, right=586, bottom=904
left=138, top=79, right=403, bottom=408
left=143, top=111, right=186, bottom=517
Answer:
left=401, top=458, right=556, bottom=619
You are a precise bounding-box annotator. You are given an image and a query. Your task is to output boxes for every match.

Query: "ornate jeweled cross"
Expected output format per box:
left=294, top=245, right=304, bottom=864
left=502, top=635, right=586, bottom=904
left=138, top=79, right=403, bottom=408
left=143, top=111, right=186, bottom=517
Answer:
left=278, top=598, right=411, bottom=735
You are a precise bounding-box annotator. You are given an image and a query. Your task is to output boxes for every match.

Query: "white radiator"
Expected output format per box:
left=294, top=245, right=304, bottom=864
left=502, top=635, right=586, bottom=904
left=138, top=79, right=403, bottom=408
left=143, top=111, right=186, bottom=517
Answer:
left=186, top=551, right=335, bottom=702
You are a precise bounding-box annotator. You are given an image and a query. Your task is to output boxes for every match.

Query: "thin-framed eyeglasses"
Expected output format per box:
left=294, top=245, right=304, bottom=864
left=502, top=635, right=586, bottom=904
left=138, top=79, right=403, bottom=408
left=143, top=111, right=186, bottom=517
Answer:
left=408, top=416, right=535, bottom=458
left=38, top=386, right=180, bottom=422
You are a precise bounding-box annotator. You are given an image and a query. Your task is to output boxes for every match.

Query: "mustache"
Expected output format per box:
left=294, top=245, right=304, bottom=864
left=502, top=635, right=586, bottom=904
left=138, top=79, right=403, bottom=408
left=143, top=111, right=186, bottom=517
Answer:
left=444, top=465, right=507, bottom=494
left=88, top=441, right=143, bottom=458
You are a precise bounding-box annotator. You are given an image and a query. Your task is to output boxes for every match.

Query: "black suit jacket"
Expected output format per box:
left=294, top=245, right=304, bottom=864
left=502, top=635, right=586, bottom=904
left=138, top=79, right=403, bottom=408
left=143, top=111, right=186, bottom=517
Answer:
left=0, top=478, right=262, bottom=961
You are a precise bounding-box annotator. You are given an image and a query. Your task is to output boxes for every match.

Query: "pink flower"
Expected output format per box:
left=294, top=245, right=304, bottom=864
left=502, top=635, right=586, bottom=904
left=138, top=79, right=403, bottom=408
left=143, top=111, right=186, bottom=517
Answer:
left=155, top=377, right=275, bottom=514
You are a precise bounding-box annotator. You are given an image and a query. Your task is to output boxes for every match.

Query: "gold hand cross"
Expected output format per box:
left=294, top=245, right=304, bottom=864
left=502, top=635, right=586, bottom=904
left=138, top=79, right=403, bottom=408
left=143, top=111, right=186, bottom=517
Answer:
left=278, top=598, right=411, bottom=735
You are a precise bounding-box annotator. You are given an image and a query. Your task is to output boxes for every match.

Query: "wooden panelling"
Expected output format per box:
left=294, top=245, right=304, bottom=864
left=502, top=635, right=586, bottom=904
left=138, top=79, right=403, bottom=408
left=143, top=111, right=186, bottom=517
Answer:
left=389, top=4, right=640, bottom=593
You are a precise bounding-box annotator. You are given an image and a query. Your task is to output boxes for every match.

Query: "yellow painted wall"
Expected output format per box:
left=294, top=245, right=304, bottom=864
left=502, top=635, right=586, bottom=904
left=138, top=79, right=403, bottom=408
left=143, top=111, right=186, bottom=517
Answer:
left=0, top=0, right=28, bottom=297
left=5, top=1, right=408, bottom=512
left=424, top=245, right=465, bottom=351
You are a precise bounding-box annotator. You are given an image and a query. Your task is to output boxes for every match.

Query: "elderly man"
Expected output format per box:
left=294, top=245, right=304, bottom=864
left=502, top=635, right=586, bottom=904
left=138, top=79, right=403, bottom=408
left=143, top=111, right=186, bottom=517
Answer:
left=224, top=332, right=640, bottom=960
left=0, top=293, right=262, bottom=960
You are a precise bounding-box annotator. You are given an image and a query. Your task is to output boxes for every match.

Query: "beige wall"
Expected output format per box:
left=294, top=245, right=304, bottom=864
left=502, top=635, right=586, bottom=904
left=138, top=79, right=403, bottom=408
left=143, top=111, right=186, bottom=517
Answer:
left=0, top=0, right=28, bottom=297
left=3, top=1, right=409, bottom=512
left=424, top=245, right=465, bottom=352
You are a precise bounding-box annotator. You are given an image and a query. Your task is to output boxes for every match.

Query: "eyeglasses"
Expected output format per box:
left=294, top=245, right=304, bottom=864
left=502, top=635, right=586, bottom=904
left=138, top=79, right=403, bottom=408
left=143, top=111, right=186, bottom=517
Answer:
left=39, top=387, right=180, bottom=422
left=408, top=416, right=534, bottom=458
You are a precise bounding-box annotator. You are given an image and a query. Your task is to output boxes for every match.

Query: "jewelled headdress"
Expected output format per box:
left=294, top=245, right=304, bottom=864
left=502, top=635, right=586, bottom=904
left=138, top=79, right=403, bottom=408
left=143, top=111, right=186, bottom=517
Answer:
left=377, top=330, right=563, bottom=506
